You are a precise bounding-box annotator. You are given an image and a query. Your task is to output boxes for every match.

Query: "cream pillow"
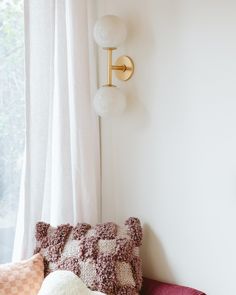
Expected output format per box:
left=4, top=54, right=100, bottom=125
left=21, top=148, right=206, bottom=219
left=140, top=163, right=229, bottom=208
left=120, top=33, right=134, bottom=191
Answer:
left=0, top=253, right=44, bottom=295
left=38, top=270, right=105, bottom=295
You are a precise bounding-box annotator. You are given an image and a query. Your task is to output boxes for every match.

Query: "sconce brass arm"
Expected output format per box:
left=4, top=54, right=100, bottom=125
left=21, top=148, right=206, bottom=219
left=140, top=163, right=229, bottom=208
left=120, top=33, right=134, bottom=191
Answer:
left=106, top=48, right=134, bottom=86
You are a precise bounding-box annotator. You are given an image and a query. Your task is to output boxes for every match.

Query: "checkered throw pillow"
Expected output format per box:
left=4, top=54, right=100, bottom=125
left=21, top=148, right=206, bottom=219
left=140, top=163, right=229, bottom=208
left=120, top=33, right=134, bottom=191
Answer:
left=0, top=253, right=44, bottom=295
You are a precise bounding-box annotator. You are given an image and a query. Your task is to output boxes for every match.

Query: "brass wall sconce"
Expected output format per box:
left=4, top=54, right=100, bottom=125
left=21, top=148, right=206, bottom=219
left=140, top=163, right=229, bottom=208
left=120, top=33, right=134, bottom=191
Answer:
left=93, top=15, right=134, bottom=117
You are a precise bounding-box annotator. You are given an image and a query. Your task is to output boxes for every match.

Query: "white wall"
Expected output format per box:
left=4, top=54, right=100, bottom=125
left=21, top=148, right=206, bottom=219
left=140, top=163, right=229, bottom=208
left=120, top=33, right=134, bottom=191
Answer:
left=98, top=1, right=236, bottom=294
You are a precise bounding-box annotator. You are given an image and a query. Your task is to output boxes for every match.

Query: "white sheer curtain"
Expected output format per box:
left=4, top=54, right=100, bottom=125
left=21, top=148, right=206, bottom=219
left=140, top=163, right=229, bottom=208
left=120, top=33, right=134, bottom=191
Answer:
left=13, top=0, right=100, bottom=261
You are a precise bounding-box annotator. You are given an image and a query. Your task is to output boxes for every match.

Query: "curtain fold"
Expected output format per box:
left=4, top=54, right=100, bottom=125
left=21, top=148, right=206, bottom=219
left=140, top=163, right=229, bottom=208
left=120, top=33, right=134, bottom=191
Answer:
left=13, top=0, right=100, bottom=261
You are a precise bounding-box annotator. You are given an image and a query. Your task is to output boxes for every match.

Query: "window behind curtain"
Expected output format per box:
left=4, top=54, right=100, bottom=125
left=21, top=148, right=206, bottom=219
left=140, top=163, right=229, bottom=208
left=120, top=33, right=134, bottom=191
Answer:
left=0, top=0, right=25, bottom=263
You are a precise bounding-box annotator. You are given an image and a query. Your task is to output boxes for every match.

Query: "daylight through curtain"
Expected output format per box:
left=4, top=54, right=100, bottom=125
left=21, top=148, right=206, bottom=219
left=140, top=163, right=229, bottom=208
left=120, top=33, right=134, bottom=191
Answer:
left=13, top=0, right=100, bottom=260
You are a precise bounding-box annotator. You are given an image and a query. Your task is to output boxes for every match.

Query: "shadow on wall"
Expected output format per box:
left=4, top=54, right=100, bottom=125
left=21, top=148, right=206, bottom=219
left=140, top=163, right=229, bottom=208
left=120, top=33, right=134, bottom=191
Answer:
left=141, top=223, right=175, bottom=283
left=122, top=86, right=150, bottom=129
left=115, top=7, right=156, bottom=129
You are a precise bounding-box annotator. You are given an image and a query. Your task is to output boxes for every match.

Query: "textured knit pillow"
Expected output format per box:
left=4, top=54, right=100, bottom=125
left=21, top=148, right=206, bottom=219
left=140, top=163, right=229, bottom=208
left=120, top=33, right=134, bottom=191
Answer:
left=0, top=253, right=44, bottom=295
left=34, top=217, right=143, bottom=295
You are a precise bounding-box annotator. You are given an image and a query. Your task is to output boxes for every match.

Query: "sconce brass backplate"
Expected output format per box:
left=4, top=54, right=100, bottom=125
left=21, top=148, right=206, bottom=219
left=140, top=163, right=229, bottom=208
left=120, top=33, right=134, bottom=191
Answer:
left=115, top=56, right=134, bottom=81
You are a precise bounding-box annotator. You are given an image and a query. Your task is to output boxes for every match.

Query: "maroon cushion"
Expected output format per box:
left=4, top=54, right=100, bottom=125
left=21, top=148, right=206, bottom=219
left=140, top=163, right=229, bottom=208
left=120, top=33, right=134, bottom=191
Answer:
left=141, top=277, right=206, bottom=295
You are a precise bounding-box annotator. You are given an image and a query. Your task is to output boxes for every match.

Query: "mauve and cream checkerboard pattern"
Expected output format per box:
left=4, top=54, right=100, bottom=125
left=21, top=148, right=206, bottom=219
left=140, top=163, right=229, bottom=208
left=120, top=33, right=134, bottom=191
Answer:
left=0, top=253, right=44, bottom=295
left=35, top=218, right=143, bottom=295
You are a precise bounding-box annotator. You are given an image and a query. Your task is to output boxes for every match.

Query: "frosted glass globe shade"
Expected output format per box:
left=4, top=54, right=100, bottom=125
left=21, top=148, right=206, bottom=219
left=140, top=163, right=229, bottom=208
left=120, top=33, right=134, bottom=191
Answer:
left=94, top=86, right=126, bottom=117
left=94, top=15, right=127, bottom=48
